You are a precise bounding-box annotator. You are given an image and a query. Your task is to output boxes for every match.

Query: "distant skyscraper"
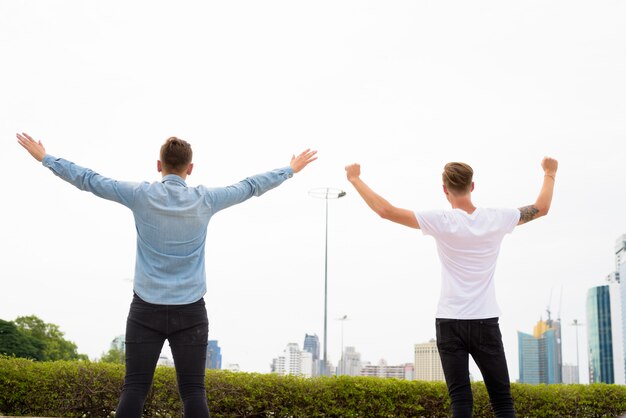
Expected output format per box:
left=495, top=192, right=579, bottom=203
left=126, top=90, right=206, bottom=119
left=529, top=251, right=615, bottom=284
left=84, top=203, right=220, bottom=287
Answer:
left=562, top=363, right=579, bottom=384
left=614, top=235, right=626, bottom=384
left=587, top=285, right=614, bottom=383
left=271, top=342, right=313, bottom=377
left=414, top=339, right=445, bottom=382
left=338, top=346, right=362, bottom=376
left=360, top=359, right=409, bottom=380
left=518, top=315, right=562, bottom=384
left=206, top=340, right=222, bottom=370
left=608, top=274, right=625, bottom=384
left=303, top=333, right=320, bottom=376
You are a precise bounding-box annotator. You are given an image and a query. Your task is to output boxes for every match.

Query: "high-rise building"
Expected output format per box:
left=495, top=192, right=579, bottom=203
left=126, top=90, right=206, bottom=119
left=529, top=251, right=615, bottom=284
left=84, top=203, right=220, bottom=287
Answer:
left=206, top=340, right=222, bottom=370
left=271, top=342, right=313, bottom=377
left=414, top=339, right=445, bottom=382
left=587, top=285, right=615, bottom=383
left=613, top=235, right=626, bottom=384
left=303, top=334, right=320, bottom=376
left=518, top=315, right=562, bottom=384
left=337, top=346, right=362, bottom=376
left=360, top=359, right=410, bottom=380
left=562, top=363, right=579, bottom=384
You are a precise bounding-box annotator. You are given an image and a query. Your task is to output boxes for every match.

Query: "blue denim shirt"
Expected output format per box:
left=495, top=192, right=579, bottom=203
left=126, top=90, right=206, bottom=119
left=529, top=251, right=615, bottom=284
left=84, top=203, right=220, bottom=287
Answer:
left=42, top=154, right=294, bottom=305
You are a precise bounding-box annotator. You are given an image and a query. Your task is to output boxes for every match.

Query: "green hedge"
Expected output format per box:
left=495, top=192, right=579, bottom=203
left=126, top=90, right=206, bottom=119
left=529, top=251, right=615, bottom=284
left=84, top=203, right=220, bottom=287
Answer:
left=1, top=356, right=626, bottom=417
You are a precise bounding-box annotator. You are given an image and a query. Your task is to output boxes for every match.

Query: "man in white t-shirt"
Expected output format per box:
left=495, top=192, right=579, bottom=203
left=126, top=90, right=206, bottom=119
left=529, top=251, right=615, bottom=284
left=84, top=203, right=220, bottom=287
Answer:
left=345, top=158, right=558, bottom=418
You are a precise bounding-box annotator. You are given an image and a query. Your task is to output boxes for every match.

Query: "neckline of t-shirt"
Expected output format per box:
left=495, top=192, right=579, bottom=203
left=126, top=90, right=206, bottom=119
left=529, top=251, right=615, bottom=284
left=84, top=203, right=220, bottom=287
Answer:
left=453, top=207, right=480, bottom=217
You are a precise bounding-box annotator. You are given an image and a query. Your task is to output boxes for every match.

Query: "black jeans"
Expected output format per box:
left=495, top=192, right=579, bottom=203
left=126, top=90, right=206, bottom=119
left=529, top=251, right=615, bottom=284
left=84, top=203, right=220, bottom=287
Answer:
left=436, top=318, right=516, bottom=418
left=115, top=294, right=210, bottom=418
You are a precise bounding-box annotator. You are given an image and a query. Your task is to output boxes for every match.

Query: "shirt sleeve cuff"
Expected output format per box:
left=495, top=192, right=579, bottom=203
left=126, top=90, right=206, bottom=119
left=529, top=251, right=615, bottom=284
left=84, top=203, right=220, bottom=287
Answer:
left=41, top=154, right=56, bottom=167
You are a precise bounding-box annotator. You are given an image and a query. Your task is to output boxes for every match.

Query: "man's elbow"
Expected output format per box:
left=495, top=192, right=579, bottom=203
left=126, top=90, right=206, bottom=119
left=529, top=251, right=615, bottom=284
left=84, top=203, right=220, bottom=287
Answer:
left=377, top=206, right=392, bottom=220
left=536, top=204, right=550, bottom=218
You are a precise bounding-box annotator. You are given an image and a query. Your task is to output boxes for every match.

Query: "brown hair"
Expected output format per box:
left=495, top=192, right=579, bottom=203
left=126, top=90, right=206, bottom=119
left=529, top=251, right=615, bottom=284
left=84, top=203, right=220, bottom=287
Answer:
left=160, top=137, right=193, bottom=173
left=442, top=162, right=473, bottom=195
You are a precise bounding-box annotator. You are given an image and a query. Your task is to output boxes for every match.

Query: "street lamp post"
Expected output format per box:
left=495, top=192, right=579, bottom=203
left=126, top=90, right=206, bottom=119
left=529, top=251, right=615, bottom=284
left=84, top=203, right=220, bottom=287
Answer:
left=571, top=319, right=583, bottom=383
left=309, top=187, right=346, bottom=376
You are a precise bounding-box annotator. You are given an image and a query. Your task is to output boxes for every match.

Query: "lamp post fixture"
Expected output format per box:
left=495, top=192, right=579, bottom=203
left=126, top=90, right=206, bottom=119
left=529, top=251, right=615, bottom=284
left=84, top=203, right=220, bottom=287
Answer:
left=309, top=187, right=346, bottom=376
left=571, top=319, right=583, bottom=383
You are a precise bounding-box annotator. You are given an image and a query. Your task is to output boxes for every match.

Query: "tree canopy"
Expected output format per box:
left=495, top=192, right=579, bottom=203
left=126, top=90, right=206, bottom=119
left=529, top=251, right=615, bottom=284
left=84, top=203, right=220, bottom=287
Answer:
left=0, top=315, right=87, bottom=361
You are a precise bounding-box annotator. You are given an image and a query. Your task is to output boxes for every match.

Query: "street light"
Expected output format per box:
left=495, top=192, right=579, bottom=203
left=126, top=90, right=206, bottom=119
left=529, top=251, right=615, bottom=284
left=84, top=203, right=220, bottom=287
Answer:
left=309, top=187, right=346, bottom=376
left=571, top=319, right=584, bottom=383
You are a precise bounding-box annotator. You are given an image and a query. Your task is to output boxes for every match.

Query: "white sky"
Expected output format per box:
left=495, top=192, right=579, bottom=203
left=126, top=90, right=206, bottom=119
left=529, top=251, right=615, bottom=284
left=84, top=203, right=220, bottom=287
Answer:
left=1, top=1, right=625, bottom=383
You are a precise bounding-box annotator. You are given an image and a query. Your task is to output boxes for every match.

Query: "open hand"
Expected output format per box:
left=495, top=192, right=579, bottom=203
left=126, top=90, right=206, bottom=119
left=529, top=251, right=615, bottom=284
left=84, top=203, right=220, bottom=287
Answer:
left=17, top=133, right=46, bottom=162
left=290, top=149, right=318, bottom=173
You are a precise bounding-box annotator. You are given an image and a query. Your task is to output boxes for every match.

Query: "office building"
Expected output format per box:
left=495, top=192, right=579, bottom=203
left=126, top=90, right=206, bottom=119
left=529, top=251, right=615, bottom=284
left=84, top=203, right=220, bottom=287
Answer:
left=562, top=363, right=579, bottom=384
left=303, top=333, right=321, bottom=376
left=337, top=346, right=362, bottom=376
left=518, top=314, right=562, bottom=384
left=360, top=359, right=410, bottom=380
left=271, top=342, right=313, bottom=377
left=414, top=339, right=445, bottom=382
left=613, top=235, right=626, bottom=384
left=587, top=285, right=615, bottom=383
left=206, top=340, right=222, bottom=370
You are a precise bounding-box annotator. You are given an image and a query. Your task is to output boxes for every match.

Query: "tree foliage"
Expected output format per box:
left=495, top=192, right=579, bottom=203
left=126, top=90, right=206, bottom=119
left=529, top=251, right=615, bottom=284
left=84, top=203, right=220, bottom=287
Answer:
left=100, top=346, right=125, bottom=364
left=0, top=320, right=45, bottom=360
left=0, top=315, right=87, bottom=361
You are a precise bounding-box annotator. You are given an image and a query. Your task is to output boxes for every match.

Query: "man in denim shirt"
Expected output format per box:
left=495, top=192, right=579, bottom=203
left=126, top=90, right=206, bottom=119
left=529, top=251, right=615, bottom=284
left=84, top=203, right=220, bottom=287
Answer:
left=17, top=132, right=317, bottom=417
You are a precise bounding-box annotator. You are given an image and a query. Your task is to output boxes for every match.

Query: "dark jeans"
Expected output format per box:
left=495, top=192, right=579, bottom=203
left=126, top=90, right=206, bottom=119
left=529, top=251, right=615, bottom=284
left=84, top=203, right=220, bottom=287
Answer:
left=436, top=318, right=516, bottom=418
left=115, top=294, right=210, bottom=418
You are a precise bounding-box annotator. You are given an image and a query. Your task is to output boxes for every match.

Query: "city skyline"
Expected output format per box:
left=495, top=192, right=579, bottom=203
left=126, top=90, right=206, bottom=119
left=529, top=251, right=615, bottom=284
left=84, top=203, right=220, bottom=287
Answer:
left=2, top=1, right=625, bottom=382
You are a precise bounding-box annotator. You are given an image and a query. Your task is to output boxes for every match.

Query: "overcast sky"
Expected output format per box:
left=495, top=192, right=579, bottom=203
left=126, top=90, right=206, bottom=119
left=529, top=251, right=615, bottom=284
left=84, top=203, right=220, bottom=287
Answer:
left=1, top=1, right=625, bottom=383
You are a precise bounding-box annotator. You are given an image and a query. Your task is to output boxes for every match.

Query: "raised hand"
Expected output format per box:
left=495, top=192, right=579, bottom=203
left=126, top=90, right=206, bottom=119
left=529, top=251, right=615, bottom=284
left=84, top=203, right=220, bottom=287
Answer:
left=17, top=132, right=46, bottom=162
left=290, top=149, right=318, bottom=173
left=541, top=157, right=558, bottom=177
left=344, top=163, right=361, bottom=183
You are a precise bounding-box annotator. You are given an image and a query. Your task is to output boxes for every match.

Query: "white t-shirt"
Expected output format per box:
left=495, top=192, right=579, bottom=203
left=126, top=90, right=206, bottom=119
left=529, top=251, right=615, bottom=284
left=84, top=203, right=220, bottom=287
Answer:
left=414, top=207, right=520, bottom=319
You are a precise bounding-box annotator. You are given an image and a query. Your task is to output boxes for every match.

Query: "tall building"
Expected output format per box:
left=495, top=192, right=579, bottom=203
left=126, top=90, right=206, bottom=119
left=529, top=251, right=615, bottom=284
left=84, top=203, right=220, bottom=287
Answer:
left=206, top=340, right=222, bottom=370
left=587, top=285, right=614, bottom=383
left=360, top=359, right=410, bottom=380
left=271, top=342, right=313, bottom=377
left=414, top=339, right=445, bottom=382
left=562, top=363, right=579, bottom=384
left=518, top=314, right=562, bottom=384
left=303, top=334, right=320, bottom=376
left=337, top=346, right=362, bottom=376
left=614, top=235, right=626, bottom=384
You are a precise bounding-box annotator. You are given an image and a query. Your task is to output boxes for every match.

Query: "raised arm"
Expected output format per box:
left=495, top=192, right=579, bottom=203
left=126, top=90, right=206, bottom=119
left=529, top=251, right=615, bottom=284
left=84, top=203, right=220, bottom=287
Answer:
left=17, top=132, right=137, bottom=207
left=208, top=149, right=317, bottom=213
left=16, top=132, right=46, bottom=161
left=518, top=157, right=558, bottom=225
left=345, top=163, right=419, bottom=229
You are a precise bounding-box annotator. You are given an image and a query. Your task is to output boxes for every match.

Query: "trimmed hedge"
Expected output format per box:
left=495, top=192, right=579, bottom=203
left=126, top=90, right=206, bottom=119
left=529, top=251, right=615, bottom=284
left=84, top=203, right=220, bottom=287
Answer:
left=1, top=356, right=626, bottom=417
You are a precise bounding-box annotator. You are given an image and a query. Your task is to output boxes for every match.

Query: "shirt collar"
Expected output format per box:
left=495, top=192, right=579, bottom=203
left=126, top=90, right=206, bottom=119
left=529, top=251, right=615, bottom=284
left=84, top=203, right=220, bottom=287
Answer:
left=161, top=174, right=187, bottom=187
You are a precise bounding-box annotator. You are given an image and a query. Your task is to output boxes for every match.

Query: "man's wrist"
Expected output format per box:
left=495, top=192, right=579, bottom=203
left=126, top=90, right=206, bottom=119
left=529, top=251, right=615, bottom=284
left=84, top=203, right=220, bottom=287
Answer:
left=544, top=173, right=556, bottom=180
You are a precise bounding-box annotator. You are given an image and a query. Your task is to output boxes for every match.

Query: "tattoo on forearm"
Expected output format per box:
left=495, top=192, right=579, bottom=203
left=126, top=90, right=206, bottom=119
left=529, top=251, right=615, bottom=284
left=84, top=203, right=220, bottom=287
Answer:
left=518, top=205, right=540, bottom=224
